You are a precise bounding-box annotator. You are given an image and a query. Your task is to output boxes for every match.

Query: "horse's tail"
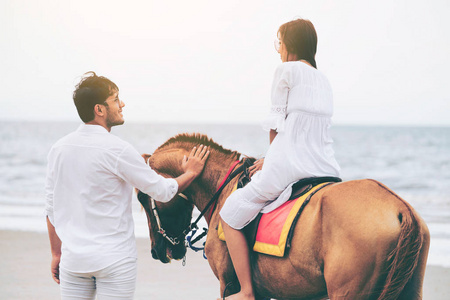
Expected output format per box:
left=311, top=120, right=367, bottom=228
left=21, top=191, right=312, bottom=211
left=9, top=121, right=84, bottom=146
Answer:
left=376, top=186, right=424, bottom=300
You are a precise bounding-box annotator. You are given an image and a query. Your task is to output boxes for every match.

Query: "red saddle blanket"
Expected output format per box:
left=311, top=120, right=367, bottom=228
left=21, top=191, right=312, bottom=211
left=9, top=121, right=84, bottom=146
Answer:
left=218, top=182, right=330, bottom=257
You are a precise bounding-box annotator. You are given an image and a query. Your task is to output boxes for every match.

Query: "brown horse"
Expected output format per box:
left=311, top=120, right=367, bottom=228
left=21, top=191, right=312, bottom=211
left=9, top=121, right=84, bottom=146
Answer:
left=138, top=133, right=430, bottom=300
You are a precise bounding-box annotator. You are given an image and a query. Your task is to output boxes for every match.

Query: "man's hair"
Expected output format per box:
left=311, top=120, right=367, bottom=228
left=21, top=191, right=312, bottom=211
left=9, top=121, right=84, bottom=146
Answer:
left=278, top=18, right=318, bottom=68
left=73, top=72, right=119, bottom=123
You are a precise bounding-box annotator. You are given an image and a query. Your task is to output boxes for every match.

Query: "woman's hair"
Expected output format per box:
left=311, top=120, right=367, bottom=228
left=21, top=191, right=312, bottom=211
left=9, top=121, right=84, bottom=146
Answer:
left=73, top=72, right=118, bottom=123
left=278, top=18, right=318, bottom=68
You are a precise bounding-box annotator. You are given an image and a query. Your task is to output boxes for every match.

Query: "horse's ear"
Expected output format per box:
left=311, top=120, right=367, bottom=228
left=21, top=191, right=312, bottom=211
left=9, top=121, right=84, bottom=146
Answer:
left=142, top=153, right=151, bottom=164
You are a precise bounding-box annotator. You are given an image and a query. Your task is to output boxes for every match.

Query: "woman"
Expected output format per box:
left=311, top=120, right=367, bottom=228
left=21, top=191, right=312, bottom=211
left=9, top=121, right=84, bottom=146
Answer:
left=219, top=19, right=340, bottom=300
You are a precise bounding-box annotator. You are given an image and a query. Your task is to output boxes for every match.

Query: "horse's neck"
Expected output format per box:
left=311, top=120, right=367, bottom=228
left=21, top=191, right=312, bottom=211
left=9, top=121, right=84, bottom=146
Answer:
left=191, top=156, right=239, bottom=222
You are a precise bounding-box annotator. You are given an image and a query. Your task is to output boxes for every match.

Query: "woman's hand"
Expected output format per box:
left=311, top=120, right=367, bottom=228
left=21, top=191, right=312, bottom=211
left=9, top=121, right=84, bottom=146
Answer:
left=249, top=158, right=264, bottom=177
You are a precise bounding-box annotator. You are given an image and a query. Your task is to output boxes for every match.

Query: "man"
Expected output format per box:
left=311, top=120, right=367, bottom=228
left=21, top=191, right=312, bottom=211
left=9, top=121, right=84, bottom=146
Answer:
left=45, top=72, right=209, bottom=299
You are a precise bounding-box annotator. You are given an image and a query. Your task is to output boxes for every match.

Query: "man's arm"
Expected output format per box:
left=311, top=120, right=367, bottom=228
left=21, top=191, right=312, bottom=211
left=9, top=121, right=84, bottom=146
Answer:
left=45, top=152, right=61, bottom=284
left=46, top=217, right=61, bottom=284
left=118, top=143, right=209, bottom=203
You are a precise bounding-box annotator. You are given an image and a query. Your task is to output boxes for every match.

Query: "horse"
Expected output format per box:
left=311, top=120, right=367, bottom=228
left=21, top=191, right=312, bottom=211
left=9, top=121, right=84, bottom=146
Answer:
left=137, top=133, right=430, bottom=300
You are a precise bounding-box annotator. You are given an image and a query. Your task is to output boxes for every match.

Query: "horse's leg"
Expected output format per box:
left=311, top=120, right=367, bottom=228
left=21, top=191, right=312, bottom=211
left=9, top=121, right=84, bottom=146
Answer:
left=321, top=182, right=400, bottom=299
left=321, top=219, right=390, bottom=299
left=324, top=216, right=429, bottom=300
left=397, top=215, right=430, bottom=300
left=323, top=242, right=385, bottom=300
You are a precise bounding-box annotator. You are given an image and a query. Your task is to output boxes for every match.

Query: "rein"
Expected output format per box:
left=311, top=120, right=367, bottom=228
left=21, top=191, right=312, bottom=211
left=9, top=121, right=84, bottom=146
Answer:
left=145, top=158, right=253, bottom=248
left=207, top=160, right=240, bottom=221
left=189, top=158, right=252, bottom=232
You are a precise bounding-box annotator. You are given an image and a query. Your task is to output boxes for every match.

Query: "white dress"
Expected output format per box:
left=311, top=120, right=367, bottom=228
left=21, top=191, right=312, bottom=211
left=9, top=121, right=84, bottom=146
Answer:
left=220, top=61, right=340, bottom=229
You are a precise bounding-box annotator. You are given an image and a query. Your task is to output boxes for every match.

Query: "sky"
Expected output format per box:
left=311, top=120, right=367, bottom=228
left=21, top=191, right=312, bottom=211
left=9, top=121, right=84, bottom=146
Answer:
left=1, top=0, right=449, bottom=126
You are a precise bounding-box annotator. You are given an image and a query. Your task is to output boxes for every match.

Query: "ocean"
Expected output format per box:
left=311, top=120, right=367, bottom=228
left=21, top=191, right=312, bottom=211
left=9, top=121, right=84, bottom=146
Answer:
left=0, top=121, right=449, bottom=267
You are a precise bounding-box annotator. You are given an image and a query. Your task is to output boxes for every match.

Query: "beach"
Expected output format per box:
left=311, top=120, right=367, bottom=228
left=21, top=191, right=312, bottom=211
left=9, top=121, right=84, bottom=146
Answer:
left=0, top=230, right=448, bottom=300
left=1, top=123, right=449, bottom=299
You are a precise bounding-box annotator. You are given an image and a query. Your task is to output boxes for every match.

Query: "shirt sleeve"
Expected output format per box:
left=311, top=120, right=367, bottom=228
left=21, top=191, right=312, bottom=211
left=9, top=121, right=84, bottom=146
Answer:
left=261, top=63, right=291, bottom=132
left=45, top=151, right=55, bottom=225
left=115, top=145, right=178, bottom=202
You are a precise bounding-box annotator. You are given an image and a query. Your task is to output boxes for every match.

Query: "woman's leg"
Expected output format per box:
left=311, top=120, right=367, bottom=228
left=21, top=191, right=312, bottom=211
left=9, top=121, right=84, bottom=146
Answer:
left=219, top=167, right=289, bottom=299
left=221, top=219, right=255, bottom=300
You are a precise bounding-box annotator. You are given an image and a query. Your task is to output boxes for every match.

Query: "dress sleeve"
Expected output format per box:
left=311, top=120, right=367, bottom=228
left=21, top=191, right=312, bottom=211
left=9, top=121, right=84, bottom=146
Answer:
left=261, top=63, right=291, bottom=132
left=115, top=145, right=178, bottom=202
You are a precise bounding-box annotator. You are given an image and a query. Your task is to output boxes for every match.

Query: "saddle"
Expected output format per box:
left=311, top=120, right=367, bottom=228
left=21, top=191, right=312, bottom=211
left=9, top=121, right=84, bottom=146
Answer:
left=218, top=176, right=341, bottom=257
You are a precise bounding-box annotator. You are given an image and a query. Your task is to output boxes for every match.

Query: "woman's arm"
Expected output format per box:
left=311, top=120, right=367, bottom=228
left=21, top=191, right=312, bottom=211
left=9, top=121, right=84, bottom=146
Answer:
left=270, top=129, right=278, bottom=144
left=249, top=129, right=279, bottom=177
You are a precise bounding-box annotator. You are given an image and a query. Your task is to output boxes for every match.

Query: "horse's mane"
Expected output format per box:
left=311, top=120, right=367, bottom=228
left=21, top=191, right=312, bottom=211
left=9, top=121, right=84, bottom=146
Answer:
left=157, top=133, right=241, bottom=159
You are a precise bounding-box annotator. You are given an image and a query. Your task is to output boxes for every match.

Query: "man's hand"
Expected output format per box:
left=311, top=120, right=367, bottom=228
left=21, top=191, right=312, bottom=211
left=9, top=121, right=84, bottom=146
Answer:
left=51, top=256, right=61, bottom=284
left=176, top=145, right=210, bottom=192
left=249, top=158, right=264, bottom=177
left=181, top=145, right=210, bottom=177
left=47, top=216, right=62, bottom=285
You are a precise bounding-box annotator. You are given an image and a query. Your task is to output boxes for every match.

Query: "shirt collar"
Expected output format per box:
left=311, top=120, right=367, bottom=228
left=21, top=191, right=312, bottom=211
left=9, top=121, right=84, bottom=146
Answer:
left=77, top=123, right=110, bottom=134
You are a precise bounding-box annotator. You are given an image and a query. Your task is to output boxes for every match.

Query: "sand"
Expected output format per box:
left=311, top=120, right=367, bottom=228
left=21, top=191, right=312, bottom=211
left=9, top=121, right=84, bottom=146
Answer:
left=0, top=230, right=448, bottom=299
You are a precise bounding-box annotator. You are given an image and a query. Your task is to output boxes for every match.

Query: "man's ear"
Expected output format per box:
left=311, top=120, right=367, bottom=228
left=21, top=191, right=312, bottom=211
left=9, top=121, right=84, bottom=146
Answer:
left=94, top=104, right=104, bottom=117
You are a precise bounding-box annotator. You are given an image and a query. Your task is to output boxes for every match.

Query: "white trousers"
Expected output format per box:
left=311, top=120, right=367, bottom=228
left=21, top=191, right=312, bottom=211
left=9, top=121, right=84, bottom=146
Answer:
left=60, top=257, right=137, bottom=300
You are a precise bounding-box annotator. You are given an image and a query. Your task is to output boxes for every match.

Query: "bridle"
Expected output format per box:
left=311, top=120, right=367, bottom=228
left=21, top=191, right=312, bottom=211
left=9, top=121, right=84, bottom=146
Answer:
left=142, top=158, right=254, bottom=248
left=143, top=158, right=192, bottom=246
left=149, top=192, right=191, bottom=246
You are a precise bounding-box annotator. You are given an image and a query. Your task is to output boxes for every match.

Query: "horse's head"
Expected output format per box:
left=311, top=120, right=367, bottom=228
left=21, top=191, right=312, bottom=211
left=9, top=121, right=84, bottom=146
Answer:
left=144, top=192, right=194, bottom=263
left=138, top=153, right=194, bottom=263
left=139, top=133, right=241, bottom=263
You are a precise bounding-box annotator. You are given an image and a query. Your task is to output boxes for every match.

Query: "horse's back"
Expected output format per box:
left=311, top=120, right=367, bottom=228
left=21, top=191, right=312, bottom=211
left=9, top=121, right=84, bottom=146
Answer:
left=320, top=179, right=411, bottom=237
left=317, top=179, right=427, bottom=246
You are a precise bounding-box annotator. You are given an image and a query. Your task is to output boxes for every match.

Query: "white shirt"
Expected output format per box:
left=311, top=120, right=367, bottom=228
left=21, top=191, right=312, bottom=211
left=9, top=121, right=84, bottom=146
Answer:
left=45, top=124, right=178, bottom=272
